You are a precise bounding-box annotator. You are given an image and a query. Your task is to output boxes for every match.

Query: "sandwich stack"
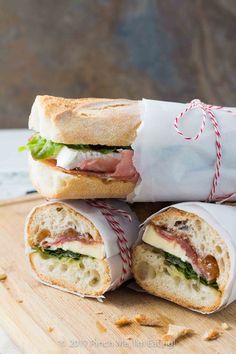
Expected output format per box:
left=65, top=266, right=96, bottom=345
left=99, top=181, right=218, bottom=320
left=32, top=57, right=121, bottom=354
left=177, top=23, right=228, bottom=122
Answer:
left=22, top=95, right=236, bottom=313
left=23, top=95, right=143, bottom=299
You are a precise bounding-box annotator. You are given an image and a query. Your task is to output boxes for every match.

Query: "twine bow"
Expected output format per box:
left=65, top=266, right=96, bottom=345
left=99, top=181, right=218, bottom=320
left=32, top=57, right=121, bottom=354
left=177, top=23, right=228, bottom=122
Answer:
left=174, top=99, right=234, bottom=202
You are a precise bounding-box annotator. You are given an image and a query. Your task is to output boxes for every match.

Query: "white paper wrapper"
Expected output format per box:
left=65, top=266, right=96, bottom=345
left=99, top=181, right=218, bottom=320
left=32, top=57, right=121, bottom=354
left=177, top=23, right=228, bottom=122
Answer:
left=25, top=199, right=139, bottom=300
left=138, top=202, right=236, bottom=313
left=128, top=99, right=236, bottom=202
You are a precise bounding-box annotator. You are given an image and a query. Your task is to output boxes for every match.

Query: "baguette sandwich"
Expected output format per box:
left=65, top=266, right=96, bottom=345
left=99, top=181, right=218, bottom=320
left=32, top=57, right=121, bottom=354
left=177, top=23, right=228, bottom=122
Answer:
left=132, top=207, right=230, bottom=313
left=22, top=95, right=141, bottom=199
left=25, top=200, right=139, bottom=297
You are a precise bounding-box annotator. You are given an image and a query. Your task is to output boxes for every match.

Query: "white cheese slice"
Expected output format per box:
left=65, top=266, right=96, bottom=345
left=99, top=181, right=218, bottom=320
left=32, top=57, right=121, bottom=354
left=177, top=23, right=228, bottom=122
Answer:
left=49, top=240, right=105, bottom=260
left=56, top=146, right=121, bottom=170
left=142, top=224, right=190, bottom=262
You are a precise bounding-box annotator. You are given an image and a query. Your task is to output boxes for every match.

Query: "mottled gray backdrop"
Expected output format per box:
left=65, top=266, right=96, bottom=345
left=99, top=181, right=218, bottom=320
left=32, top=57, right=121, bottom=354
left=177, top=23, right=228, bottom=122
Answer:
left=0, top=0, right=235, bottom=128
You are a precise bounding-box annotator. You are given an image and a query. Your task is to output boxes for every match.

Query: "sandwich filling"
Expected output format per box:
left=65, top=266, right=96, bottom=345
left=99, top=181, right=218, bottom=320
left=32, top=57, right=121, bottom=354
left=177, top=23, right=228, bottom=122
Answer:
left=142, top=223, right=220, bottom=290
left=35, top=228, right=105, bottom=260
left=20, top=134, right=138, bottom=182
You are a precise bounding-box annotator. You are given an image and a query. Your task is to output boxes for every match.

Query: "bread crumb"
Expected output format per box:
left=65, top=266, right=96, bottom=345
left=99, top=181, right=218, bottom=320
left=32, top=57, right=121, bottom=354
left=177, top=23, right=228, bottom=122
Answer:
left=162, top=324, right=193, bottom=344
left=0, top=273, right=7, bottom=281
left=202, top=328, right=221, bottom=341
left=221, top=322, right=230, bottom=330
left=17, top=300, right=23, bottom=303
left=95, top=311, right=103, bottom=315
left=47, top=326, right=54, bottom=333
left=135, top=313, right=164, bottom=327
left=96, top=321, right=107, bottom=333
left=115, top=317, right=132, bottom=327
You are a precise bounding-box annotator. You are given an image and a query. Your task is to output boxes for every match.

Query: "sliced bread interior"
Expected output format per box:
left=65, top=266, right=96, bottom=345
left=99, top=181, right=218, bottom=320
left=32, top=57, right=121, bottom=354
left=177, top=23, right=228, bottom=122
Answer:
left=26, top=202, right=111, bottom=296
left=132, top=207, right=230, bottom=312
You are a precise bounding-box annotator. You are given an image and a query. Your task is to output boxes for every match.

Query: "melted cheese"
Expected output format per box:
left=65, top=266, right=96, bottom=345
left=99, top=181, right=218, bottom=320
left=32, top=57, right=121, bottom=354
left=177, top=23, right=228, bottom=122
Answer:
left=142, top=224, right=189, bottom=262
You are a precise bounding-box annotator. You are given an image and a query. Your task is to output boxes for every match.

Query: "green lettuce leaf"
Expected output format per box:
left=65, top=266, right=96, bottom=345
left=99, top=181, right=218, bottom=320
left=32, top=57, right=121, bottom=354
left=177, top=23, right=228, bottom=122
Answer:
left=18, top=134, right=63, bottom=160
left=35, top=247, right=82, bottom=260
left=19, top=134, right=130, bottom=160
left=164, top=251, right=219, bottom=290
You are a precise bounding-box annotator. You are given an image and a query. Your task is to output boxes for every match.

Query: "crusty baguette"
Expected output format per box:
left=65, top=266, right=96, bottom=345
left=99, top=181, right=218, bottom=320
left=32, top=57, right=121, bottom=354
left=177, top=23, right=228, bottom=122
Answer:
left=150, top=208, right=230, bottom=291
left=29, top=156, right=135, bottom=199
left=29, top=95, right=141, bottom=146
left=25, top=202, right=111, bottom=296
left=132, top=207, right=231, bottom=313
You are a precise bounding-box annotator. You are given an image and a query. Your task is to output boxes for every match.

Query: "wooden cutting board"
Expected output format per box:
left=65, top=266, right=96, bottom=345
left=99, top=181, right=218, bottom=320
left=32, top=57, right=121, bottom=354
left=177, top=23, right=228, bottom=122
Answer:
left=0, top=194, right=236, bottom=354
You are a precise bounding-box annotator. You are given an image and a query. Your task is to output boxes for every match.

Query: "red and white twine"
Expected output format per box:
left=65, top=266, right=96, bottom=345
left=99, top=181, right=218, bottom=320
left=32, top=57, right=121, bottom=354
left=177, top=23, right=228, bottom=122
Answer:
left=86, top=199, right=132, bottom=289
left=174, top=99, right=235, bottom=202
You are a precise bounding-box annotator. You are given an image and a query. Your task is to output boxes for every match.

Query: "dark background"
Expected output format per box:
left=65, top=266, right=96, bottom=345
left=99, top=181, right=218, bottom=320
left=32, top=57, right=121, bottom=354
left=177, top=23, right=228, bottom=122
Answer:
left=0, top=0, right=235, bottom=128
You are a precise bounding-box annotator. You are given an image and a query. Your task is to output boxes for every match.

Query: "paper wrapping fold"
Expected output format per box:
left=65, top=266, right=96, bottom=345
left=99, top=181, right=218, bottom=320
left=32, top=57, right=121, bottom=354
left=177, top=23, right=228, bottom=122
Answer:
left=25, top=199, right=139, bottom=300
left=137, top=202, right=236, bottom=313
left=128, top=99, right=236, bottom=202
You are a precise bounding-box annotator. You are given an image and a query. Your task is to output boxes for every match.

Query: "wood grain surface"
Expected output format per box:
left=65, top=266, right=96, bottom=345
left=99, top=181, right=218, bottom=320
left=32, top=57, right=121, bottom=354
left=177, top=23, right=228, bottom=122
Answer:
left=0, top=195, right=236, bottom=354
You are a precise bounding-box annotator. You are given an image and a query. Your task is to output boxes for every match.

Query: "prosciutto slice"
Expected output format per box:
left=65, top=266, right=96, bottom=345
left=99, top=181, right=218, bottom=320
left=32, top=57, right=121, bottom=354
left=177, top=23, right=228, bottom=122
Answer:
left=79, top=156, right=120, bottom=173
left=40, top=229, right=99, bottom=249
left=154, top=225, right=219, bottom=281
left=48, top=149, right=139, bottom=182
left=79, top=150, right=138, bottom=180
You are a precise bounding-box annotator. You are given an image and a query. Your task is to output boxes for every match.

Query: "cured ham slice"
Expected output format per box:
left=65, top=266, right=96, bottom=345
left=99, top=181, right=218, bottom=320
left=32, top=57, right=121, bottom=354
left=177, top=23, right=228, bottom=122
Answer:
left=49, top=149, right=139, bottom=182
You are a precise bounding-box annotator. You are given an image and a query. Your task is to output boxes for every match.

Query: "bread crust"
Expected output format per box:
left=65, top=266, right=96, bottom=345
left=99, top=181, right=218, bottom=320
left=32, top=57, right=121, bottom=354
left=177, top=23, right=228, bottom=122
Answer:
left=151, top=207, right=195, bottom=225
left=29, top=95, right=141, bottom=146
left=29, top=252, right=111, bottom=296
left=29, top=156, right=135, bottom=199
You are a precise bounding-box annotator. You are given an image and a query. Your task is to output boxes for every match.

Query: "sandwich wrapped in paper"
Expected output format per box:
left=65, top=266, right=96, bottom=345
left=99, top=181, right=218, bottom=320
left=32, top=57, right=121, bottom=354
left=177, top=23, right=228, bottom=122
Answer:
left=25, top=199, right=139, bottom=300
left=22, top=95, right=236, bottom=201
left=132, top=202, right=236, bottom=313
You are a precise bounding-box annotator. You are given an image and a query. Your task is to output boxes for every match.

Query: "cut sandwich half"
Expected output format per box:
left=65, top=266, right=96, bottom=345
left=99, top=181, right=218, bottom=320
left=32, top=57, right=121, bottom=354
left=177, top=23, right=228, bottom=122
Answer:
left=132, top=207, right=230, bottom=313
left=21, top=95, right=141, bottom=199
left=25, top=202, right=111, bottom=296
